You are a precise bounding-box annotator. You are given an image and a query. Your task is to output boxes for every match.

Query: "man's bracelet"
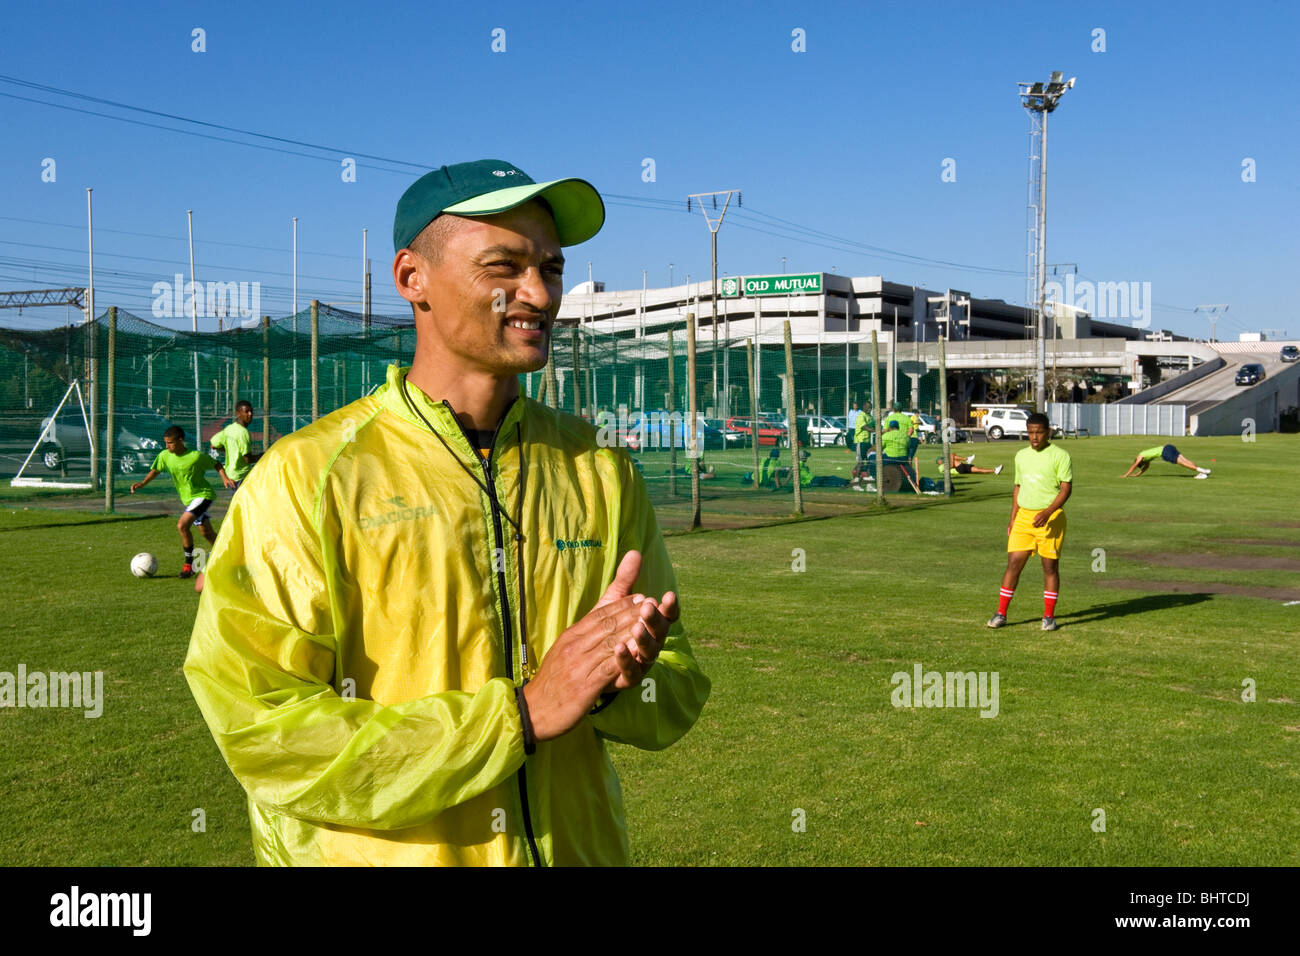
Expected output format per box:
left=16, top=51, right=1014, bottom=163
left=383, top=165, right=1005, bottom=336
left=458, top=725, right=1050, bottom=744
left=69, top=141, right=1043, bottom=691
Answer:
left=514, top=683, right=537, bottom=756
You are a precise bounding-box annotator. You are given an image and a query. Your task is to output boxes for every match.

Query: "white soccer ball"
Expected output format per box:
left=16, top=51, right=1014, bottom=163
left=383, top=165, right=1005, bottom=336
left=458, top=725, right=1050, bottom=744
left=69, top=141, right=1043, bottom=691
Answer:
left=131, top=552, right=158, bottom=578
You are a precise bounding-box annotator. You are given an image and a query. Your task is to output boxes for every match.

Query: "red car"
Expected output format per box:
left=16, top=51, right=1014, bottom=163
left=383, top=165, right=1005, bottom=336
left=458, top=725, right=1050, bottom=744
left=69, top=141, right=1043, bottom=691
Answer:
left=723, top=415, right=788, bottom=447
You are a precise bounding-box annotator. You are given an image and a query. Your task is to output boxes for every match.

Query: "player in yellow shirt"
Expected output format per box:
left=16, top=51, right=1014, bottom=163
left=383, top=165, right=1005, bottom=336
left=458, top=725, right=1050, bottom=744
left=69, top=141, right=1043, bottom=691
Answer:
left=988, top=413, right=1072, bottom=631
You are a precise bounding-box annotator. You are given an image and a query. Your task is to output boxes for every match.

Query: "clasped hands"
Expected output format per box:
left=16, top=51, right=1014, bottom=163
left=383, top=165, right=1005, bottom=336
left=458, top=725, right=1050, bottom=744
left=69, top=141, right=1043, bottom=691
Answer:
left=522, top=551, right=677, bottom=743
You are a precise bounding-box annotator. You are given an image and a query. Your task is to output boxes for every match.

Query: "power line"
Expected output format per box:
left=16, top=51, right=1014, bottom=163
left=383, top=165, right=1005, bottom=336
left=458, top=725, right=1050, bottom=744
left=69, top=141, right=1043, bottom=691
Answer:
left=0, top=74, right=1135, bottom=296
left=0, top=214, right=374, bottom=262
left=0, top=74, right=427, bottom=172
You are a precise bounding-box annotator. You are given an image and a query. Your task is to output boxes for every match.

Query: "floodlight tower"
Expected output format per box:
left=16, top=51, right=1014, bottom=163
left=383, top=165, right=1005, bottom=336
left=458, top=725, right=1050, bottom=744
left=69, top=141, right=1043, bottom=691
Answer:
left=1019, top=71, right=1075, bottom=412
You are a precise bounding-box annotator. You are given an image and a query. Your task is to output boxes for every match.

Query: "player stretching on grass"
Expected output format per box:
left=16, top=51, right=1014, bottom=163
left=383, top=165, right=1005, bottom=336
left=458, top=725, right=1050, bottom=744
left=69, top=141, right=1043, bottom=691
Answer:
left=938, top=452, right=1003, bottom=478
left=130, top=425, right=235, bottom=578
left=1121, top=443, right=1211, bottom=479
left=988, top=412, right=1072, bottom=631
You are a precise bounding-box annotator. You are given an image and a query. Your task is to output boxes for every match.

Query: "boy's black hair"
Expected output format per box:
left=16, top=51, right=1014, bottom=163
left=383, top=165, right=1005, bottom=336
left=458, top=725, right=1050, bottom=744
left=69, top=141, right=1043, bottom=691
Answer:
left=235, top=399, right=253, bottom=413
left=164, top=425, right=185, bottom=442
left=1026, top=412, right=1051, bottom=429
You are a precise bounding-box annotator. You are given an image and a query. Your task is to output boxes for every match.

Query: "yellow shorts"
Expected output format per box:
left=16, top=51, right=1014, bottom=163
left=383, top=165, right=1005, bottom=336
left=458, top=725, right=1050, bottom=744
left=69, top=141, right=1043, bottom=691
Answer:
left=1007, top=507, right=1066, bottom=558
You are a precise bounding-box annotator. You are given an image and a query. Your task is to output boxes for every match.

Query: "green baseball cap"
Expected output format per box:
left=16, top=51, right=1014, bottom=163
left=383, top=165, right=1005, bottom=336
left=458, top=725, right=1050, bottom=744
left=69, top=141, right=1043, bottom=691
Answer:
left=393, top=159, right=605, bottom=253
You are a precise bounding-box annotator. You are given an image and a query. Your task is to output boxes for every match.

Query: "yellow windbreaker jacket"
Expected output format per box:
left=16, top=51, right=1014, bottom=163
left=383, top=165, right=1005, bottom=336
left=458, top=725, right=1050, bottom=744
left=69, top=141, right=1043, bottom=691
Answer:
left=184, top=364, right=711, bottom=866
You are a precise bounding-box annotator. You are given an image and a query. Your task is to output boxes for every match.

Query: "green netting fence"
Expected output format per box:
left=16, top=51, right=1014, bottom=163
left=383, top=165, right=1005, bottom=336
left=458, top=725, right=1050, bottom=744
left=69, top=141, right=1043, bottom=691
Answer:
left=1, top=305, right=947, bottom=529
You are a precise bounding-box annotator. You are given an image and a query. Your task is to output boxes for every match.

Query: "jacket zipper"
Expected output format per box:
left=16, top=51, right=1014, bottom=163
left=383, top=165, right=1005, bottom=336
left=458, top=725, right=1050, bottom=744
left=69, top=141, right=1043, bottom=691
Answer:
left=446, top=401, right=543, bottom=869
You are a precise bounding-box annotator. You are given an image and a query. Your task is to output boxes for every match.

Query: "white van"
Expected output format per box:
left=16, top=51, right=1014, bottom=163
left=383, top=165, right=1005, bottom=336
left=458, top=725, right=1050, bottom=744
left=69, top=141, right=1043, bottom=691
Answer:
left=982, top=407, right=1062, bottom=440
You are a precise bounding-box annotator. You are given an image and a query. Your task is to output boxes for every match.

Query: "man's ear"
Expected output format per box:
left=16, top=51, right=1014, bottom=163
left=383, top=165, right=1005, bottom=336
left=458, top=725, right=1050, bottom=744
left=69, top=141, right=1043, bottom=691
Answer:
left=393, top=248, right=428, bottom=308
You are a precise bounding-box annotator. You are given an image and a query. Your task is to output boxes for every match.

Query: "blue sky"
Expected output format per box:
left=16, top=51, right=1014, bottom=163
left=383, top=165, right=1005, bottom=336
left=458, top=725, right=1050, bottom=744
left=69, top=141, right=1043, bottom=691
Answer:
left=2, top=0, right=1297, bottom=338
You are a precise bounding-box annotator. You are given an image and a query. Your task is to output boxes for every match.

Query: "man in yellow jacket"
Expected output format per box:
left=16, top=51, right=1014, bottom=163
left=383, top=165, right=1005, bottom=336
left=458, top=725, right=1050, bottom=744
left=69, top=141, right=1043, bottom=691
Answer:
left=185, top=159, right=711, bottom=866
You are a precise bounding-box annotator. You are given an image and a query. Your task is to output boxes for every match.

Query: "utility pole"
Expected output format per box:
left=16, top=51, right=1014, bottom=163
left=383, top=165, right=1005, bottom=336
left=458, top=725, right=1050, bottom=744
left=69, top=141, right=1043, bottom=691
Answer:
left=1019, top=71, right=1076, bottom=412
left=888, top=306, right=898, bottom=407
left=362, top=228, right=371, bottom=396
left=1194, top=304, right=1229, bottom=343
left=292, top=217, right=299, bottom=428
left=187, top=210, right=201, bottom=449
left=688, top=189, right=741, bottom=418
left=86, top=188, right=98, bottom=488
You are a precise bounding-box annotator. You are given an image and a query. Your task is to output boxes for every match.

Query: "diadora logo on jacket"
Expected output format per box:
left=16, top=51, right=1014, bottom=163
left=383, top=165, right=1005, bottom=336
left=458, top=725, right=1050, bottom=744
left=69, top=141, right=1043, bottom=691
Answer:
left=555, top=536, right=603, bottom=552
left=358, top=495, right=437, bottom=530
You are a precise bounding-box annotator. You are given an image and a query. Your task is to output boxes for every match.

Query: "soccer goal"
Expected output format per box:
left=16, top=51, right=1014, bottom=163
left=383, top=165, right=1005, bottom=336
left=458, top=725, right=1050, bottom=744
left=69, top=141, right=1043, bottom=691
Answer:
left=10, top=378, right=95, bottom=489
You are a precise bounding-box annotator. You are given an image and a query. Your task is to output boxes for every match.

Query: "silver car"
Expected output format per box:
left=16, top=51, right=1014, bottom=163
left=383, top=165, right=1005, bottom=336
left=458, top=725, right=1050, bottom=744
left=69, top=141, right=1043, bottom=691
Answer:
left=38, top=405, right=170, bottom=474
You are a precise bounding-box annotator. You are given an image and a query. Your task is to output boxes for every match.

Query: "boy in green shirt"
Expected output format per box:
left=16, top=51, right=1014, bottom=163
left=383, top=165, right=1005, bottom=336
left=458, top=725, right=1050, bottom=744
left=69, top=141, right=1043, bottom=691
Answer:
left=772, top=449, right=813, bottom=491
left=130, top=425, right=235, bottom=578
left=881, top=419, right=911, bottom=459
left=209, top=400, right=256, bottom=487
left=988, top=413, right=1072, bottom=631
left=883, top=400, right=914, bottom=440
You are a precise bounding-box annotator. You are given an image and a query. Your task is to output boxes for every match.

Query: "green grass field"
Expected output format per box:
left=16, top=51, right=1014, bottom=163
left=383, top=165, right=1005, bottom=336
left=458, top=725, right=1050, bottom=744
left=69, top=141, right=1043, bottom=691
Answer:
left=1, top=434, right=1297, bottom=865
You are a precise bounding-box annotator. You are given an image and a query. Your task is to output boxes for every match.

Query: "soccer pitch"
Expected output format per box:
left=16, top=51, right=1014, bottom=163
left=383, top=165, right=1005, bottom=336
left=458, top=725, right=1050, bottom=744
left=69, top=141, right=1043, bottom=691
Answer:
left=0, top=434, right=1296, bottom=865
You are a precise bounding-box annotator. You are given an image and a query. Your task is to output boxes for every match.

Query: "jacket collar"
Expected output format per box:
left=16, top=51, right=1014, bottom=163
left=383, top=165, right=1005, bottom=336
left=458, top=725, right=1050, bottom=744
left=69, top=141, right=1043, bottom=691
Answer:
left=381, top=363, right=528, bottom=454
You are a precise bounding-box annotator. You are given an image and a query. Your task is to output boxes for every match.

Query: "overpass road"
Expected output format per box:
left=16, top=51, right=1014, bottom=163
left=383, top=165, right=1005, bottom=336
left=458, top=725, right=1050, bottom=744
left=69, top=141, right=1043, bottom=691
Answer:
left=1154, top=349, right=1293, bottom=412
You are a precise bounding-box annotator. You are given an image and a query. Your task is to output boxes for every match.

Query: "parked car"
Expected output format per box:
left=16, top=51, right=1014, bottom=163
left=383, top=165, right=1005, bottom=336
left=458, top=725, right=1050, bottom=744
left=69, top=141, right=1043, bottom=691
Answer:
left=1281, top=346, right=1299, bottom=364
left=1235, top=363, right=1266, bottom=386
left=798, top=415, right=847, bottom=447
left=37, top=405, right=171, bottom=474
left=701, top=418, right=739, bottom=449
left=723, top=415, right=788, bottom=447
left=622, top=410, right=724, bottom=451
left=982, top=406, right=1063, bottom=441
left=909, top=412, right=971, bottom=444
left=713, top=417, right=747, bottom=447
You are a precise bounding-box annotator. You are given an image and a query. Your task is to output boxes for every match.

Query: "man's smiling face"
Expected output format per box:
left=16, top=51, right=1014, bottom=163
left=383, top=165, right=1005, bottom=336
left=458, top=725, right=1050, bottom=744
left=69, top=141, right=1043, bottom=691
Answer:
left=401, top=200, right=565, bottom=378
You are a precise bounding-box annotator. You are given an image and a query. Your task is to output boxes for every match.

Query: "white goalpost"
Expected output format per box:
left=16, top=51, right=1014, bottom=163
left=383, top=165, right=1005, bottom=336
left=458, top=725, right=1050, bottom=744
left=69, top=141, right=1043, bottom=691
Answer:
left=10, top=378, right=95, bottom=489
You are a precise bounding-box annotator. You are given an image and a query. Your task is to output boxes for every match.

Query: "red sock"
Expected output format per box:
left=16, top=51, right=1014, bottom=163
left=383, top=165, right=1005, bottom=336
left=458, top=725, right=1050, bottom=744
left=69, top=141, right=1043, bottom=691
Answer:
left=997, top=587, right=1014, bottom=615
left=1044, top=590, right=1058, bottom=617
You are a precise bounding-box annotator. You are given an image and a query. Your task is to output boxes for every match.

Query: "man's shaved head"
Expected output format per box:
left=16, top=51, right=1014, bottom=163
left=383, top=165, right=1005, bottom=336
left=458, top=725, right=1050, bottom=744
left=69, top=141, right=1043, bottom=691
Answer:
left=409, top=198, right=555, bottom=268
left=409, top=214, right=463, bottom=266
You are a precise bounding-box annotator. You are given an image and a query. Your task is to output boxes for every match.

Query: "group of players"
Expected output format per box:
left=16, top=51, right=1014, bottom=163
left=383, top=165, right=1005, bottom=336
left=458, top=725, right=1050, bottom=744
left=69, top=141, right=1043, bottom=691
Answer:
left=847, top=400, right=1002, bottom=494
left=132, top=394, right=1214, bottom=635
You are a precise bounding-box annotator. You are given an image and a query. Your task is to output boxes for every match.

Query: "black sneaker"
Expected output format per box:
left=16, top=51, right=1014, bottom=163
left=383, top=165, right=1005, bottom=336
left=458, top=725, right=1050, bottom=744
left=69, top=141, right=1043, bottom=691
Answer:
left=987, top=612, right=1007, bottom=629
left=179, top=564, right=194, bottom=579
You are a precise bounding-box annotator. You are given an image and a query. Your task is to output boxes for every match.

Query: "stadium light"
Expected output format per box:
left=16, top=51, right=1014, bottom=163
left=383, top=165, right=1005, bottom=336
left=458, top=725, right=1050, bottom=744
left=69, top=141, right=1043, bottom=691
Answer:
left=1018, top=71, right=1076, bottom=412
